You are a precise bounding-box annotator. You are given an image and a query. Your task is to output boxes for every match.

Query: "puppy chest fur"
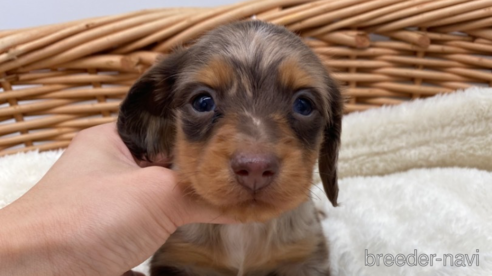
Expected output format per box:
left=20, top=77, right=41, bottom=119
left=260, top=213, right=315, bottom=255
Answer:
left=117, top=21, right=342, bottom=276
left=151, top=202, right=330, bottom=276
left=220, top=201, right=323, bottom=271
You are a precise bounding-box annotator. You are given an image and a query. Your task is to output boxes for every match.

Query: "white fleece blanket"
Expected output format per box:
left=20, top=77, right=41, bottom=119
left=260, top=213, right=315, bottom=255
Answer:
left=1, top=87, right=491, bottom=275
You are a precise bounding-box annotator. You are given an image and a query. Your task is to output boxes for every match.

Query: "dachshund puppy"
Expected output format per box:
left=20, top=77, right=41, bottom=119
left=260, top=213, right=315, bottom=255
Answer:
left=117, top=21, right=342, bottom=276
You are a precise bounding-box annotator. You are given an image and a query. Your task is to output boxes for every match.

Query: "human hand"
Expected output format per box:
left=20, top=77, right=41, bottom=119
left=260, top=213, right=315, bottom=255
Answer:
left=0, top=123, right=234, bottom=276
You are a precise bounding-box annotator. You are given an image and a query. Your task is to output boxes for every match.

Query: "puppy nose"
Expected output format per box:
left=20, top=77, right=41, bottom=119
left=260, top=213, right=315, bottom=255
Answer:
left=230, top=152, right=279, bottom=191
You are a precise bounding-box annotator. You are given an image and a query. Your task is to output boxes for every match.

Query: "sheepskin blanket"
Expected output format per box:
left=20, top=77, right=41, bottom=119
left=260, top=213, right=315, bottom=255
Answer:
left=1, top=87, right=491, bottom=275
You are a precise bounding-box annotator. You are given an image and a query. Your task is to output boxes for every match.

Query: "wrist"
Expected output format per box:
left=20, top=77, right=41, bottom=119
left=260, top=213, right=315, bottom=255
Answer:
left=0, top=200, right=95, bottom=276
left=0, top=204, right=58, bottom=275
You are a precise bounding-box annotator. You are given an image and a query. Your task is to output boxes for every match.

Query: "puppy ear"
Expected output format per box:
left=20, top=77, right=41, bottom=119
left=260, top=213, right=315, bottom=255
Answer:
left=117, top=50, right=186, bottom=162
left=318, top=83, right=343, bottom=207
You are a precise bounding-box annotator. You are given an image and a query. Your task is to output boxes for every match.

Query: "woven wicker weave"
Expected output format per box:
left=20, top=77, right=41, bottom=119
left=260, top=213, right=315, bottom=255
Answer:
left=1, top=0, right=492, bottom=156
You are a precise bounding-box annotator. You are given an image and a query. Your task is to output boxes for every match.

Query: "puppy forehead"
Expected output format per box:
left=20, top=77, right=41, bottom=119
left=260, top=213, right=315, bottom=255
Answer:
left=194, top=23, right=324, bottom=80
left=195, top=56, right=233, bottom=88
left=175, top=21, right=331, bottom=115
left=195, top=54, right=324, bottom=89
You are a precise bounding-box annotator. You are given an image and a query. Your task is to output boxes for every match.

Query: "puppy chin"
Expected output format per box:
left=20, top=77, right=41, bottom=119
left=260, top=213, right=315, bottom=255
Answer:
left=216, top=193, right=310, bottom=223
left=219, top=203, right=282, bottom=223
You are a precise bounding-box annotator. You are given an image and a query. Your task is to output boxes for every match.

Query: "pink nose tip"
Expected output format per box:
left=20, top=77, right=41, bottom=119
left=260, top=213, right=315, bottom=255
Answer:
left=230, top=152, right=279, bottom=191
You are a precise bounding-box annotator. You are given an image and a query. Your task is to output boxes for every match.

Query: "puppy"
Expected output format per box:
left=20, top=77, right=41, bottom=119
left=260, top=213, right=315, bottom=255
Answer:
left=117, top=21, right=342, bottom=276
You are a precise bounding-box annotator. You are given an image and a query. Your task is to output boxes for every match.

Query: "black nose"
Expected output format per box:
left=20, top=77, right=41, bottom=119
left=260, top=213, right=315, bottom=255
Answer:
left=230, top=152, right=279, bottom=192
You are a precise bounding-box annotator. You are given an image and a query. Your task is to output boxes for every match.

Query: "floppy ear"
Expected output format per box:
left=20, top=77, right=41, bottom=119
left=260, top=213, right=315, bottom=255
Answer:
left=318, top=83, right=343, bottom=207
left=117, top=50, right=187, bottom=162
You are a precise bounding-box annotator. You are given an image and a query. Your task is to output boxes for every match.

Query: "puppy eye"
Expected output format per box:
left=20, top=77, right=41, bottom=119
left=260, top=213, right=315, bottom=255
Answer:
left=192, top=94, right=215, bottom=112
left=293, top=97, right=313, bottom=116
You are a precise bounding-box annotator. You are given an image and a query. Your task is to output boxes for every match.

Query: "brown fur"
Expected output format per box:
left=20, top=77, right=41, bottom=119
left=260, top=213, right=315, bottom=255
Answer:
left=154, top=234, right=317, bottom=272
left=117, top=21, right=342, bottom=276
left=152, top=239, right=230, bottom=273
left=278, top=57, right=316, bottom=91
left=196, top=57, right=233, bottom=89
left=175, top=112, right=317, bottom=222
left=150, top=202, right=328, bottom=276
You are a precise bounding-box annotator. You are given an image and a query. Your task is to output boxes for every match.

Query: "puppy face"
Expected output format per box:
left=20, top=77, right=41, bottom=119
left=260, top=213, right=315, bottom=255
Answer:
left=117, top=21, right=342, bottom=222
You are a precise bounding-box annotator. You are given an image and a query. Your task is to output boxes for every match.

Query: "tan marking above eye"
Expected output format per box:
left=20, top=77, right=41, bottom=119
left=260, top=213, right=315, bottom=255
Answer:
left=278, top=57, right=315, bottom=90
left=196, top=56, right=233, bottom=89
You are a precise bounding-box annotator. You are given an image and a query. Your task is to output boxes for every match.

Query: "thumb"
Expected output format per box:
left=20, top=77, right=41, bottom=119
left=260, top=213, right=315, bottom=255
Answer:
left=139, top=166, right=238, bottom=226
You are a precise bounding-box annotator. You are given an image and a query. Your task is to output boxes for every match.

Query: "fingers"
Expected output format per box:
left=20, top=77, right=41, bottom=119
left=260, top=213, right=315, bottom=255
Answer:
left=65, top=123, right=138, bottom=169
left=121, top=270, right=146, bottom=276
left=136, top=153, right=173, bottom=168
left=144, top=167, right=239, bottom=225
left=139, top=166, right=237, bottom=226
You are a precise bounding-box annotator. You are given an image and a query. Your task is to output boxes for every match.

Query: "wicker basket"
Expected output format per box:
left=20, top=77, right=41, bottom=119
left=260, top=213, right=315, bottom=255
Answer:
left=1, top=0, right=491, bottom=156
